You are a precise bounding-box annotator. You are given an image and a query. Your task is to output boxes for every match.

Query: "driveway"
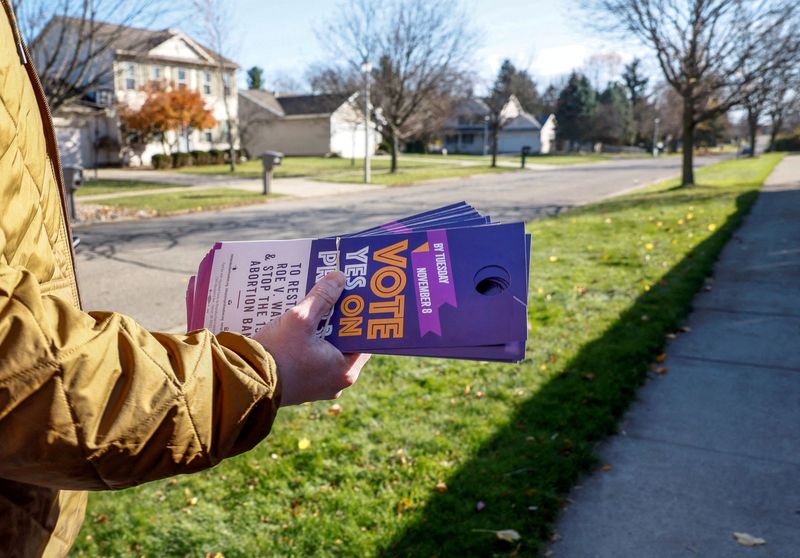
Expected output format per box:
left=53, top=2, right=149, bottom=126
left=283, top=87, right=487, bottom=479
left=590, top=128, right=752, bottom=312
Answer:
left=75, top=155, right=723, bottom=332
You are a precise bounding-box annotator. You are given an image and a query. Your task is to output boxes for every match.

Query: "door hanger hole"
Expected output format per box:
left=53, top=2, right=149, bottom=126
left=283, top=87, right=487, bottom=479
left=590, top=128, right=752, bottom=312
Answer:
left=474, top=265, right=510, bottom=296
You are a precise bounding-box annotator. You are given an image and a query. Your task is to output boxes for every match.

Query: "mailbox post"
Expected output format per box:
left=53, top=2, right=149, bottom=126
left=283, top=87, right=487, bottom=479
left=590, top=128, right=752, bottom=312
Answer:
left=520, top=146, right=531, bottom=169
left=259, top=151, right=283, bottom=195
left=62, top=165, right=83, bottom=221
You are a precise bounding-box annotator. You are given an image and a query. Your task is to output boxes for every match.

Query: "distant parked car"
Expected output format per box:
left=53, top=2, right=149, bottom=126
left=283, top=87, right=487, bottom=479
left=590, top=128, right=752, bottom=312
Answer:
left=739, top=146, right=753, bottom=156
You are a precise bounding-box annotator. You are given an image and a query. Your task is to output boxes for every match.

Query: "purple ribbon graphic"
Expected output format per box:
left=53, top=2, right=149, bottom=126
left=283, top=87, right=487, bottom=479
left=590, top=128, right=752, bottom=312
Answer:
left=411, top=230, right=457, bottom=336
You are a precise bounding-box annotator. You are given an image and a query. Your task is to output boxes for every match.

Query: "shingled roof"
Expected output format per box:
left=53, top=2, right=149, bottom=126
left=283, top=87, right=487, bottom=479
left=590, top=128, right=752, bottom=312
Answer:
left=276, top=93, right=355, bottom=116
left=240, top=90, right=356, bottom=118
left=36, top=16, right=237, bottom=67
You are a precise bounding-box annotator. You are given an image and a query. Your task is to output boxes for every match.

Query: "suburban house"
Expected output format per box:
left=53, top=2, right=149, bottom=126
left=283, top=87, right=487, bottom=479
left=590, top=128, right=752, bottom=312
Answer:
left=238, top=90, right=380, bottom=158
left=31, top=17, right=239, bottom=167
left=441, top=95, right=556, bottom=155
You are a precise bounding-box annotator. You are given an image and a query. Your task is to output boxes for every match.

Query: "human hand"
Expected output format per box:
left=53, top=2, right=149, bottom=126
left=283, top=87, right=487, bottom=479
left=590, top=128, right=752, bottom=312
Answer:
left=254, top=271, right=370, bottom=406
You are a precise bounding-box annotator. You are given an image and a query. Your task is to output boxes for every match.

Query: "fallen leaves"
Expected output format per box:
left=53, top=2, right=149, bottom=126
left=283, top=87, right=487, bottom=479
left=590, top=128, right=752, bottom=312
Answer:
left=655, top=353, right=667, bottom=363
left=297, top=438, right=311, bottom=451
left=707, top=223, right=717, bottom=232
left=732, top=532, right=766, bottom=547
left=327, top=403, right=343, bottom=417
left=472, top=529, right=522, bottom=542
left=435, top=481, right=448, bottom=493
left=396, top=497, right=414, bottom=515
left=549, top=255, right=559, bottom=263
left=601, top=464, right=612, bottom=472
left=645, top=242, right=654, bottom=251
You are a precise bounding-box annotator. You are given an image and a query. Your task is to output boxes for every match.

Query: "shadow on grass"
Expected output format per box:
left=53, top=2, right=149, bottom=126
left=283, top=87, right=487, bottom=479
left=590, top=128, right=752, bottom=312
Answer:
left=379, top=189, right=760, bottom=557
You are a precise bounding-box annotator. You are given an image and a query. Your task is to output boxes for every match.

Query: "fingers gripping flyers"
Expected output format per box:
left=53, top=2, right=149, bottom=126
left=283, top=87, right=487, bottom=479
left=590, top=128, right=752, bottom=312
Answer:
left=187, top=202, right=531, bottom=362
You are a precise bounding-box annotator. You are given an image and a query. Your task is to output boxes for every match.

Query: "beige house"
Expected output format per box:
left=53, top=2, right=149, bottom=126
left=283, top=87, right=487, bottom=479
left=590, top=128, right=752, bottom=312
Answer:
left=32, top=17, right=239, bottom=167
left=239, top=90, right=379, bottom=158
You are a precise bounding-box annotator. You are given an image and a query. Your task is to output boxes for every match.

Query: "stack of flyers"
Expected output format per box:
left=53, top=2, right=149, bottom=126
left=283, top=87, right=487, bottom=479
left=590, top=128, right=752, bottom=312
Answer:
left=186, top=202, right=531, bottom=362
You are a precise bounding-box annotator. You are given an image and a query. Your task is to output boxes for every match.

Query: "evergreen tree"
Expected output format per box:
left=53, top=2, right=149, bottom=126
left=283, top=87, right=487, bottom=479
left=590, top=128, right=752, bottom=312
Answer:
left=621, top=58, right=648, bottom=106
left=595, top=82, right=633, bottom=145
left=494, top=59, right=542, bottom=113
left=247, top=66, right=265, bottom=90
left=541, top=83, right=560, bottom=114
left=555, top=72, right=596, bottom=148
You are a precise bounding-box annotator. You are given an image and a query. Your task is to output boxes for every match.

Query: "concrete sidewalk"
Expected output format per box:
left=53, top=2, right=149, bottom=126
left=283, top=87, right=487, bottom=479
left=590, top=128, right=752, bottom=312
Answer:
left=89, top=168, right=379, bottom=200
left=549, top=155, right=800, bottom=557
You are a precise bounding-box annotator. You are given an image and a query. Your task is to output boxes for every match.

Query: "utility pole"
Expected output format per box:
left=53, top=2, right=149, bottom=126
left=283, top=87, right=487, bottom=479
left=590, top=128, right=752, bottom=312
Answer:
left=652, top=117, right=660, bottom=157
left=362, top=61, right=372, bottom=183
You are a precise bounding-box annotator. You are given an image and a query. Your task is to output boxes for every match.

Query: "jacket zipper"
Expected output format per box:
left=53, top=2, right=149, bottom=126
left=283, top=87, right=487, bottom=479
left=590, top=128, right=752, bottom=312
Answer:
left=2, top=0, right=84, bottom=307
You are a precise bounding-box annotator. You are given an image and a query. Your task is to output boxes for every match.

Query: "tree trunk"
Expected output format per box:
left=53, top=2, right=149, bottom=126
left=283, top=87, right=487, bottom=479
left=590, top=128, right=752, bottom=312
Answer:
left=390, top=129, right=399, bottom=173
left=747, top=108, right=758, bottom=158
left=490, top=123, right=499, bottom=168
left=768, top=114, right=782, bottom=152
left=681, top=97, right=695, bottom=186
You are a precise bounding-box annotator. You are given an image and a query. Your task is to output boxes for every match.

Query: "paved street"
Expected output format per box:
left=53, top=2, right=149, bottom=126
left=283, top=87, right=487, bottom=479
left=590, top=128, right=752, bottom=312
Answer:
left=75, top=155, right=722, bottom=332
left=549, top=155, right=800, bottom=557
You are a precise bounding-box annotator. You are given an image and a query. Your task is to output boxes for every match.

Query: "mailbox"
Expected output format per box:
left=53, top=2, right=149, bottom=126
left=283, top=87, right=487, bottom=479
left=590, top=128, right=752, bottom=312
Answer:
left=62, top=165, right=83, bottom=221
left=520, top=146, right=532, bottom=168
left=259, top=151, right=284, bottom=195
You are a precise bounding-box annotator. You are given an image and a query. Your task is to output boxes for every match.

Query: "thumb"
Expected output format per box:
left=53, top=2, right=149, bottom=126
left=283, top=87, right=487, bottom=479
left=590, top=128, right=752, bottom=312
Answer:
left=295, top=271, right=345, bottom=328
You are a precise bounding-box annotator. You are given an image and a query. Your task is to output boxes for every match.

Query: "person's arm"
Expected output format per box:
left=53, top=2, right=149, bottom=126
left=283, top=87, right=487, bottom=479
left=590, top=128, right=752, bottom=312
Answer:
left=0, top=265, right=363, bottom=491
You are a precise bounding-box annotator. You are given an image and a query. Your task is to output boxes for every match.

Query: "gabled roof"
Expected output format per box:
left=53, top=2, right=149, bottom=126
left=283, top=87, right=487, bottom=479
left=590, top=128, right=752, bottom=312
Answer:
left=277, top=93, right=355, bottom=116
left=36, top=16, right=237, bottom=68
left=239, top=89, right=285, bottom=116
left=239, top=91, right=357, bottom=118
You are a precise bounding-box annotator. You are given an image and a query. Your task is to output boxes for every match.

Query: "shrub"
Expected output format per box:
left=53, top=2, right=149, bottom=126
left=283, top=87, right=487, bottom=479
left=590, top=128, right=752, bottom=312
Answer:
left=191, top=150, right=211, bottom=165
left=208, top=149, right=225, bottom=164
left=151, top=153, right=171, bottom=169
left=172, top=152, right=192, bottom=168
left=774, top=133, right=800, bottom=152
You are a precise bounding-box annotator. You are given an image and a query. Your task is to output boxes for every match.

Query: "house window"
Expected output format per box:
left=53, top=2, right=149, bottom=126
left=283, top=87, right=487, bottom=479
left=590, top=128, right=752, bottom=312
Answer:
left=462, top=134, right=475, bottom=144
left=177, top=68, right=187, bottom=89
left=124, top=63, right=136, bottom=90
left=203, top=71, right=212, bottom=95
left=204, top=130, right=213, bottom=142
left=151, top=65, right=162, bottom=81
left=222, top=73, right=231, bottom=97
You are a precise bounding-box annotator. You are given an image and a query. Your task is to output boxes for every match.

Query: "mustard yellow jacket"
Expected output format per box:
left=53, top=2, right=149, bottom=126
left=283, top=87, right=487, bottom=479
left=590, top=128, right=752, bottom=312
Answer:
left=0, top=3, right=281, bottom=555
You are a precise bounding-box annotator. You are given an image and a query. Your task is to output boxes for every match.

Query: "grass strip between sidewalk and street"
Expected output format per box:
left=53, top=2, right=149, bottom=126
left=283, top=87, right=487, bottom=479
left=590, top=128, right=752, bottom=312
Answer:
left=316, top=163, right=516, bottom=186
left=72, top=154, right=782, bottom=558
left=75, top=179, right=185, bottom=197
left=87, top=188, right=279, bottom=215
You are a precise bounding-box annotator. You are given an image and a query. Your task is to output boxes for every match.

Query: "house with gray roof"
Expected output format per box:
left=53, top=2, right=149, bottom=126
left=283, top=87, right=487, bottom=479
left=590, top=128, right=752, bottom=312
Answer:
left=32, top=17, right=239, bottom=166
left=239, top=90, right=379, bottom=158
left=441, top=95, right=556, bottom=155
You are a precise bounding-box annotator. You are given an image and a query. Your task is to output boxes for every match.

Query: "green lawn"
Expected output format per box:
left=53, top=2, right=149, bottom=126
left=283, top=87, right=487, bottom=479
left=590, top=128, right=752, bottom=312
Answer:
left=72, top=154, right=782, bottom=557
left=318, top=164, right=515, bottom=186
left=89, top=188, right=277, bottom=214
left=76, top=179, right=184, bottom=197
left=407, top=153, right=614, bottom=165
left=174, top=157, right=441, bottom=179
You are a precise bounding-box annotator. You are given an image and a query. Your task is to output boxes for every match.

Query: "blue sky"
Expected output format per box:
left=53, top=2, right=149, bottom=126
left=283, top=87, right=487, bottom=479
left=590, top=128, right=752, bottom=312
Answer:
left=232, top=0, right=648, bottom=92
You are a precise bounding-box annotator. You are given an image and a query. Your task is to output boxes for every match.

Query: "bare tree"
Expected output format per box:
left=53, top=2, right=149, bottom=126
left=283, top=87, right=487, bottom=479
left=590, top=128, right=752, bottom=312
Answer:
left=765, top=68, right=800, bottom=151
left=318, top=0, right=477, bottom=172
left=16, top=0, right=175, bottom=111
left=585, top=0, right=800, bottom=185
left=191, top=0, right=239, bottom=172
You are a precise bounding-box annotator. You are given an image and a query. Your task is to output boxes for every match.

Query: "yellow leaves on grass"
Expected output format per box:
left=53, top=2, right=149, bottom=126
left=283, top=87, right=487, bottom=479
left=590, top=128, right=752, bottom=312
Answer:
left=297, top=438, right=311, bottom=451
left=397, top=497, right=414, bottom=515
left=645, top=242, right=654, bottom=251
left=549, top=255, right=559, bottom=262
left=707, top=223, right=717, bottom=231
left=655, top=353, right=667, bottom=363
left=677, top=218, right=685, bottom=225
left=327, top=403, right=343, bottom=417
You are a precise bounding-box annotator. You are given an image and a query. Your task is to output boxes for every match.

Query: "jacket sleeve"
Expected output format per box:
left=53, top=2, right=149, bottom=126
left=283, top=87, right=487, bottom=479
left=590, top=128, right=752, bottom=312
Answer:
left=0, top=264, right=281, bottom=491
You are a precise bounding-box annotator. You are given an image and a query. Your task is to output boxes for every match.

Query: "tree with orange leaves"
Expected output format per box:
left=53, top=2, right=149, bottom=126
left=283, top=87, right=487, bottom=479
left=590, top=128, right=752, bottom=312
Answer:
left=119, top=81, right=216, bottom=154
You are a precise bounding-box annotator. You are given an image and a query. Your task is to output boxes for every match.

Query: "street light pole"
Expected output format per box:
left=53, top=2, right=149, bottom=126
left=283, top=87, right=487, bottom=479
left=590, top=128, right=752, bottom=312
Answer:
left=361, top=61, right=372, bottom=184
left=652, top=117, right=660, bottom=157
